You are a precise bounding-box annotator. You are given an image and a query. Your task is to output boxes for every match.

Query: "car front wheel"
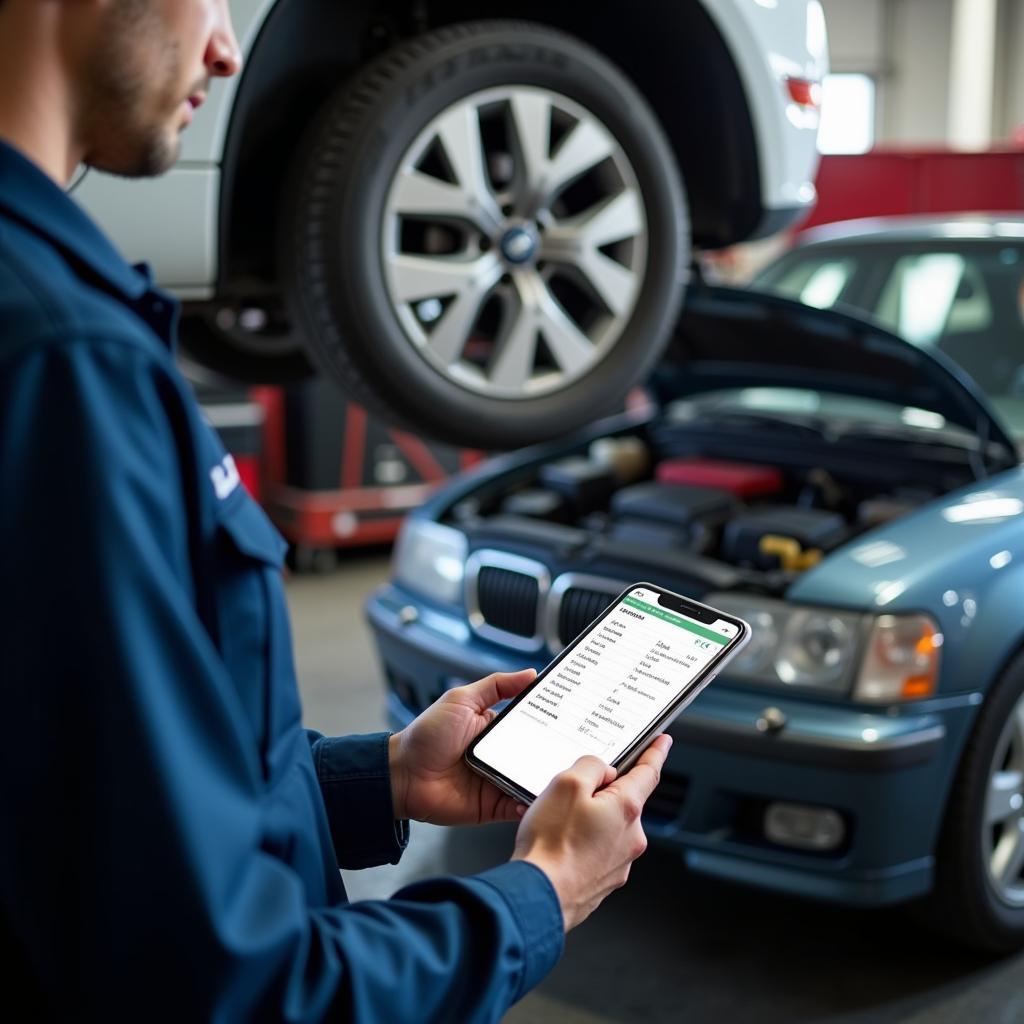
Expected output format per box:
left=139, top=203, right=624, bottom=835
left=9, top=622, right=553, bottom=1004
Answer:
left=926, top=650, right=1024, bottom=952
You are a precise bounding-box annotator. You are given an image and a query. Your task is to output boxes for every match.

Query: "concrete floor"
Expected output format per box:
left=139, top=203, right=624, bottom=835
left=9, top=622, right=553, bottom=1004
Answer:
left=287, top=551, right=1024, bottom=1024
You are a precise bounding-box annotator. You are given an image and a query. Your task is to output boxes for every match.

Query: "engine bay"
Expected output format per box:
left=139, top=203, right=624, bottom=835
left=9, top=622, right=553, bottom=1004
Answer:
left=442, top=404, right=991, bottom=594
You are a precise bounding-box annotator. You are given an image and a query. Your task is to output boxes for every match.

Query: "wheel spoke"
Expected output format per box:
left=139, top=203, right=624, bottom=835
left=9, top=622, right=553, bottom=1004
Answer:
left=424, top=284, right=495, bottom=366
left=509, top=92, right=552, bottom=200
left=489, top=300, right=539, bottom=390
left=578, top=250, right=638, bottom=316
left=546, top=116, right=615, bottom=196
left=509, top=97, right=616, bottom=210
left=993, top=820, right=1024, bottom=888
left=435, top=104, right=502, bottom=230
left=541, top=191, right=643, bottom=316
left=579, top=190, right=645, bottom=248
left=543, top=190, right=644, bottom=256
left=986, top=770, right=1024, bottom=826
left=535, top=286, right=594, bottom=374
left=388, top=252, right=500, bottom=304
left=391, top=167, right=479, bottom=222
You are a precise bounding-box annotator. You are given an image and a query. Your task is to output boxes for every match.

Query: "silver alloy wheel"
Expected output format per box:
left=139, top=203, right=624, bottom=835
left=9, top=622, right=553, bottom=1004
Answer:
left=983, top=694, right=1024, bottom=905
left=381, top=85, right=648, bottom=400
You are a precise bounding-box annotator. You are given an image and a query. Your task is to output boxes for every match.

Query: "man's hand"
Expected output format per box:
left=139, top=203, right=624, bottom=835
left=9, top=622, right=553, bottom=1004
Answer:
left=512, top=735, right=672, bottom=932
left=388, top=669, right=536, bottom=826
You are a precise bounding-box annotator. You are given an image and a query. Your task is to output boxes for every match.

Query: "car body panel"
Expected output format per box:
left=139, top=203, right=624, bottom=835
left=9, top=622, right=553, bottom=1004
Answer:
left=76, top=168, right=219, bottom=298
left=700, top=0, right=826, bottom=219
left=790, top=468, right=1024, bottom=703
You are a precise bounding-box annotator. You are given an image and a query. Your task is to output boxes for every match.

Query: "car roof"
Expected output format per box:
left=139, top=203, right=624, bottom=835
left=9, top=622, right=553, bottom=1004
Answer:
left=795, top=213, right=1024, bottom=248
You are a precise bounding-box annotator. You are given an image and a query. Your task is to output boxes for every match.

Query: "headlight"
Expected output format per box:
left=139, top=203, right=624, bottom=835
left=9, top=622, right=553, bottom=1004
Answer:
left=853, top=614, right=942, bottom=702
left=392, top=518, right=467, bottom=604
left=775, top=610, right=857, bottom=688
left=706, top=593, right=942, bottom=702
left=706, top=593, right=862, bottom=695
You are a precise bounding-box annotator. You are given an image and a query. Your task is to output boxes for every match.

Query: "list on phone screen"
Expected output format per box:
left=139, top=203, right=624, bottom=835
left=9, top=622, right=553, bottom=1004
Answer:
left=473, top=587, right=736, bottom=797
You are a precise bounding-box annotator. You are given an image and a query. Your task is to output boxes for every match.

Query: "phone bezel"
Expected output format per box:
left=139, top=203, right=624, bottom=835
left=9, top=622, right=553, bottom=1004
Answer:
left=464, top=581, right=751, bottom=804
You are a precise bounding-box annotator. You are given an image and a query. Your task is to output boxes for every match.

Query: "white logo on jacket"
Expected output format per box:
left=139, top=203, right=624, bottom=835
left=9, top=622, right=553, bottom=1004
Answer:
left=210, top=454, right=241, bottom=500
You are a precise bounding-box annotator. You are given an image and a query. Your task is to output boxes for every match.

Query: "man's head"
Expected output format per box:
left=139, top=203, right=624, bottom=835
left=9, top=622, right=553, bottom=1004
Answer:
left=75, top=0, right=241, bottom=178
left=0, top=0, right=241, bottom=183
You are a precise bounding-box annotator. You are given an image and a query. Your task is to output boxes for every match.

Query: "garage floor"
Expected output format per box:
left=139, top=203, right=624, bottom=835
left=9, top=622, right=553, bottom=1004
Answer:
left=288, top=552, right=1024, bottom=1024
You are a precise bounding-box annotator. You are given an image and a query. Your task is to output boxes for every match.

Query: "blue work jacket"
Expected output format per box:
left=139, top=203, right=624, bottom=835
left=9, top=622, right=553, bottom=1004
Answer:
left=0, top=140, right=563, bottom=1022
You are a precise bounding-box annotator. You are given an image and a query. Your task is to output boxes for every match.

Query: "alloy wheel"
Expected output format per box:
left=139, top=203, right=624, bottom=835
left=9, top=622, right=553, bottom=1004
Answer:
left=381, top=85, right=648, bottom=400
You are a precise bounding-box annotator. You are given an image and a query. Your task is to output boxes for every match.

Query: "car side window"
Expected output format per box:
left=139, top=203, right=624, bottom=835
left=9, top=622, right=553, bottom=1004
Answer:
left=874, top=253, right=993, bottom=347
left=767, top=257, right=857, bottom=310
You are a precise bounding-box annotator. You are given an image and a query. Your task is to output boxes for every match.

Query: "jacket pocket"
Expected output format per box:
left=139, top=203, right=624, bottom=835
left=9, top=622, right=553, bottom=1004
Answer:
left=212, top=492, right=294, bottom=780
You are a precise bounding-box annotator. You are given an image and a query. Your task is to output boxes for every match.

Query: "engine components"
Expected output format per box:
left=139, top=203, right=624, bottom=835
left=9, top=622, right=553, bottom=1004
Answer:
left=655, top=457, right=783, bottom=498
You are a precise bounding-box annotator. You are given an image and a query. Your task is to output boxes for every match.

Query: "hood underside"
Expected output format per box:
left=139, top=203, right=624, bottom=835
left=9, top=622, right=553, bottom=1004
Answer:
left=649, top=284, right=1017, bottom=471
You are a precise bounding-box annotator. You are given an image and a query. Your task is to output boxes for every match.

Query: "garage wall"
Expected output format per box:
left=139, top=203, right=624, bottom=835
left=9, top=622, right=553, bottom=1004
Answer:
left=821, top=0, right=1024, bottom=148
left=879, top=0, right=955, bottom=144
left=819, top=0, right=886, bottom=75
left=996, top=0, right=1024, bottom=141
left=820, top=0, right=953, bottom=147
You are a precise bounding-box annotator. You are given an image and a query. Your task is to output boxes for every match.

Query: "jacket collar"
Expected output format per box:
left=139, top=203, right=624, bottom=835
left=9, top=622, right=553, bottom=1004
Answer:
left=0, top=138, right=150, bottom=300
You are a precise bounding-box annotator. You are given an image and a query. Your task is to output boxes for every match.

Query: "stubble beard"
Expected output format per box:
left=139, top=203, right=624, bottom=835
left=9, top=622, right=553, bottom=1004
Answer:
left=78, top=2, right=188, bottom=179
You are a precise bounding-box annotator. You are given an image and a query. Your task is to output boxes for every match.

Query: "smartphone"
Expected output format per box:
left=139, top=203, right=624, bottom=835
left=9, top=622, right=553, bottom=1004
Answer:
left=465, top=582, right=750, bottom=804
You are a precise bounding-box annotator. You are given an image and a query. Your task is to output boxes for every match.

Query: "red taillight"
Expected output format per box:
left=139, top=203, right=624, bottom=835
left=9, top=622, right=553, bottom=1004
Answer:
left=786, top=77, right=822, bottom=108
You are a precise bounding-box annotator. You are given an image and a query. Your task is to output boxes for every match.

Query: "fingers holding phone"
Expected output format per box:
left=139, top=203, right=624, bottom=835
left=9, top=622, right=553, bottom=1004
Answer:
left=467, top=584, right=746, bottom=930
left=464, top=584, right=749, bottom=805
left=512, top=734, right=672, bottom=932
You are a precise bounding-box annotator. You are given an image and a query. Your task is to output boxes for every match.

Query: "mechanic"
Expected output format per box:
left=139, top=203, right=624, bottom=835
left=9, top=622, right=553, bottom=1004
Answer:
left=0, top=2, right=671, bottom=1020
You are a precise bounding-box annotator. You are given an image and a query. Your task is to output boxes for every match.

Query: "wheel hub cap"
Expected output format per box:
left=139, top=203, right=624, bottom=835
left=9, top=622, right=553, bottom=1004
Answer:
left=499, top=225, right=539, bottom=265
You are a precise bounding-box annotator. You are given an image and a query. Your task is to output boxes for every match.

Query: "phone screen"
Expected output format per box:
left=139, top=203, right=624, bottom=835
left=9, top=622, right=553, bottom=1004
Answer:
left=470, top=585, right=743, bottom=798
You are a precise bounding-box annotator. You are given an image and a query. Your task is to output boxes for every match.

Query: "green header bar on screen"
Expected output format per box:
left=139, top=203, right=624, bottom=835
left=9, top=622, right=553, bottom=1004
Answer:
left=622, top=596, right=730, bottom=645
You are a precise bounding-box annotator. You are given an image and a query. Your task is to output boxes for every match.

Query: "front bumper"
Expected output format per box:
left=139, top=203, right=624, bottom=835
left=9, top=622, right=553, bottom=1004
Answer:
left=367, top=583, right=980, bottom=907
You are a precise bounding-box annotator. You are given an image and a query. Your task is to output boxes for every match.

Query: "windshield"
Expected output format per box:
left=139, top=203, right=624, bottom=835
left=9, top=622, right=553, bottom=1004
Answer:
left=754, top=238, right=1024, bottom=440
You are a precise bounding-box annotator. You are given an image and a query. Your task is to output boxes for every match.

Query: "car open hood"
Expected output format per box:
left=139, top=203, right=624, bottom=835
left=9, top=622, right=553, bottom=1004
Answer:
left=648, top=284, right=1018, bottom=472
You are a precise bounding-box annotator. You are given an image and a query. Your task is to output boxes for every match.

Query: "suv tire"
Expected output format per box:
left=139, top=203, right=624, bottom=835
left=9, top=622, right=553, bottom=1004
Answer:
left=285, top=20, right=688, bottom=448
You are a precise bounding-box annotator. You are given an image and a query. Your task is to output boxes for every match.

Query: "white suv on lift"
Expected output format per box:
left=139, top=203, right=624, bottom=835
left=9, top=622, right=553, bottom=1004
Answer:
left=80, top=0, right=827, bottom=449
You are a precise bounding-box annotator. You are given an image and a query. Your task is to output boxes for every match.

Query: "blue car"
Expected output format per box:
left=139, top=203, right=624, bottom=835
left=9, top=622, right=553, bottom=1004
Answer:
left=366, top=275, right=1024, bottom=951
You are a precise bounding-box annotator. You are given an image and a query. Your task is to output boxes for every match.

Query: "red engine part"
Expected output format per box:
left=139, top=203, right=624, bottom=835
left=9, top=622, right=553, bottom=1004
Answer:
left=655, top=458, right=783, bottom=498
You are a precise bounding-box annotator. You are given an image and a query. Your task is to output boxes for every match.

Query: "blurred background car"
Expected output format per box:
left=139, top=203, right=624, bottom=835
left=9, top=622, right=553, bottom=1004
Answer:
left=78, top=0, right=827, bottom=449
left=754, top=215, right=1024, bottom=432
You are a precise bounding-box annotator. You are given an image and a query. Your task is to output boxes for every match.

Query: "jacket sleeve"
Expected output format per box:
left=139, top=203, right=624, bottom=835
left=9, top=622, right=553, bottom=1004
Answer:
left=0, top=336, right=563, bottom=1023
left=305, top=730, right=412, bottom=869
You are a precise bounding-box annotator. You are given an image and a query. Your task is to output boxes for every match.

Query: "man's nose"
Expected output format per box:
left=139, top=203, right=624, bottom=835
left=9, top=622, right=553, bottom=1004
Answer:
left=206, top=2, right=242, bottom=78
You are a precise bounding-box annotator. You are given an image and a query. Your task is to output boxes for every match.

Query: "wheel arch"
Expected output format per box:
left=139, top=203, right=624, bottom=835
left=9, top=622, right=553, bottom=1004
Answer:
left=216, top=0, right=760, bottom=296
